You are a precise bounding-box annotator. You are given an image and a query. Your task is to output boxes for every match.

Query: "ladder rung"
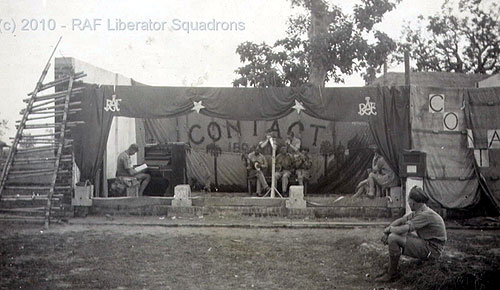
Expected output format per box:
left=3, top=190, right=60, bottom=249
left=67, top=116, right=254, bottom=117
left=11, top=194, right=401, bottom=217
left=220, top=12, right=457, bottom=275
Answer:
left=2, top=194, right=65, bottom=200
left=31, top=99, right=57, bottom=110
left=4, top=185, right=71, bottom=191
left=14, top=155, right=71, bottom=163
left=8, top=170, right=71, bottom=179
left=9, top=168, right=55, bottom=175
left=17, top=141, right=59, bottom=145
left=23, top=87, right=85, bottom=103
left=24, top=112, right=76, bottom=121
left=31, top=100, right=82, bottom=111
left=12, top=160, right=71, bottom=167
left=25, top=108, right=82, bottom=115
left=28, top=72, right=86, bottom=95
left=10, top=131, right=70, bottom=139
left=10, top=164, right=56, bottom=171
left=30, top=101, right=82, bottom=113
left=25, top=114, right=61, bottom=121
left=16, top=144, right=72, bottom=154
left=15, top=138, right=72, bottom=143
left=21, top=124, right=57, bottom=129
left=16, top=140, right=73, bottom=146
left=9, top=168, right=70, bottom=175
left=19, top=121, right=84, bottom=129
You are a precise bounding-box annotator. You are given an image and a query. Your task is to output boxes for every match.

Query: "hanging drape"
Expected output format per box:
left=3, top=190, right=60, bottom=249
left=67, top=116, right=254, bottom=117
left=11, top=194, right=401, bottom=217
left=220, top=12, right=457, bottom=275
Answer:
left=369, top=86, right=411, bottom=178
left=464, top=87, right=500, bottom=212
left=70, top=84, right=114, bottom=181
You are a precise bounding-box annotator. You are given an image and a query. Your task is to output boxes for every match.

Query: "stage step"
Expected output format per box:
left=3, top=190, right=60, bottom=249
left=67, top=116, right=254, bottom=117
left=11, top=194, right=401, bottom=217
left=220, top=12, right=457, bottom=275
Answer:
left=0, top=197, right=62, bottom=208
left=0, top=214, right=45, bottom=224
left=83, top=195, right=400, bottom=219
left=0, top=207, right=63, bottom=217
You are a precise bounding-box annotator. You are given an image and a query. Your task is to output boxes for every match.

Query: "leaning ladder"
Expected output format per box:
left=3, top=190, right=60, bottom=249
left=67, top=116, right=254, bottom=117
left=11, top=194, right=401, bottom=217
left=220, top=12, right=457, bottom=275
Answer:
left=0, top=38, right=86, bottom=228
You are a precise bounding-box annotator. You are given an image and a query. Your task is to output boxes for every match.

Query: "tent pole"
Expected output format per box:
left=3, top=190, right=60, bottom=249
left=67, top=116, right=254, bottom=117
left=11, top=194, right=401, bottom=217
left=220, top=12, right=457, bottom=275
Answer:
left=404, top=51, right=410, bottom=86
left=102, top=148, right=108, bottom=197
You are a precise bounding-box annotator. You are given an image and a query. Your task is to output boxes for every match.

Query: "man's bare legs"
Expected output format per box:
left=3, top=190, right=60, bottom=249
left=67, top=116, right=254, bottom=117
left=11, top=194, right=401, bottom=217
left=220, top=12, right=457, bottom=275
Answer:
left=134, top=173, right=151, bottom=196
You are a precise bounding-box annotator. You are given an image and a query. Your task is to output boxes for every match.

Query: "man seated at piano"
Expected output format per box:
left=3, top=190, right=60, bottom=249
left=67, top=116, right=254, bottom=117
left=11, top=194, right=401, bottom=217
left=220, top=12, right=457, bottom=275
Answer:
left=116, top=143, right=151, bottom=196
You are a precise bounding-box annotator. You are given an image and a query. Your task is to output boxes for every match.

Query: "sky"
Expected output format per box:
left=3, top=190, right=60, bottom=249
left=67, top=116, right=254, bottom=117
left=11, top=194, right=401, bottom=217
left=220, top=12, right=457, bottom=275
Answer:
left=0, top=0, right=446, bottom=140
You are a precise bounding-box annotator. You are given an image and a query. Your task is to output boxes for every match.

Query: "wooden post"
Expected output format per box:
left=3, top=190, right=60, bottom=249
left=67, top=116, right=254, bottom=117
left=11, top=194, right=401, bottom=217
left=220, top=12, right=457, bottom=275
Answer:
left=404, top=51, right=410, bottom=86
left=383, top=61, right=388, bottom=85
left=213, top=155, right=218, bottom=188
left=175, top=117, right=180, bottom=142
left=308, top=0, right=329, bottom=88
left=95, top=168, right=101, bottom=197
left=102, top=149, right=108, bottom=197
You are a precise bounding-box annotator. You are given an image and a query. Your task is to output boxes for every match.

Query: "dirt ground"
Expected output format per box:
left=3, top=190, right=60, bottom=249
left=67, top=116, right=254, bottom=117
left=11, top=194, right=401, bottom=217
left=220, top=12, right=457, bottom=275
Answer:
left=1, top=219, right=499, bottom=290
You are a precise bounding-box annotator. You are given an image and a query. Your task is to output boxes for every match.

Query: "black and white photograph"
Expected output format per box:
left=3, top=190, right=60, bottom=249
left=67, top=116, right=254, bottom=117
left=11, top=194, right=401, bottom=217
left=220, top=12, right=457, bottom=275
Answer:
left=1, top=0, right=499, bottom=289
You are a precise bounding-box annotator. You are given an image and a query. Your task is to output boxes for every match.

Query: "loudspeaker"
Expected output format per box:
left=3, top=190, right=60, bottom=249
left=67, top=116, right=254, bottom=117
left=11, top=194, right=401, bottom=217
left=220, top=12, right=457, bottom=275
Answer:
left=399, top=150, right=426, bottom=178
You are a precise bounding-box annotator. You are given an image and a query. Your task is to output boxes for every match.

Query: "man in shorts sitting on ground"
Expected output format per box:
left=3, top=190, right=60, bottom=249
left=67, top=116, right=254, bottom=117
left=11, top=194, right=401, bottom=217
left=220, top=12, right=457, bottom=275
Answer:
left=376, top=186, right=447, bottom=282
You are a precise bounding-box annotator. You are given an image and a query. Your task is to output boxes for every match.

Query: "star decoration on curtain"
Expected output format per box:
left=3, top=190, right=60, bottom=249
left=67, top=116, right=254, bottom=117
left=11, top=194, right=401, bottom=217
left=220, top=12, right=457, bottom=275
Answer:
left=192, top=101, right=205, bottom=114
left=292, top=100, right=305, bottom=114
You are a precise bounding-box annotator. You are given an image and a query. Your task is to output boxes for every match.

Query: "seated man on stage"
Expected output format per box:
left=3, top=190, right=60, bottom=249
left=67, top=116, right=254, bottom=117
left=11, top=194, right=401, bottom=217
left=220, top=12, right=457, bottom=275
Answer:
left=354, top=146, right=398, bottom=198
left=367, top=147, right=398, bottom=197
left=285, top=130, right=301, bottom=154
left=293, top=147, right=312, bottom=187
left=275, top=145, right=293, bottom=196
left=116, top=144, right=151, bottom=196
left=353, top=145, right=381, bottom=198
left=247, top=146, right=270, bottom=196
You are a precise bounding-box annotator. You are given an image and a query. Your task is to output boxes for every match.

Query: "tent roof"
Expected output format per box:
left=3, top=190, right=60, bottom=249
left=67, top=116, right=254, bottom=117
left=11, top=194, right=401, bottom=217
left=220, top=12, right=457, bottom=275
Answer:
left=369, top=72, right=490, bottom=88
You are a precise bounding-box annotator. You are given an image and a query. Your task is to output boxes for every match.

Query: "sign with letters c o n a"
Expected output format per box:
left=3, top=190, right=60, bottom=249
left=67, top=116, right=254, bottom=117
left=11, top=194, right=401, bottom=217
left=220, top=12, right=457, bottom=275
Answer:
left=443, top=112, right=459, bottom=131
left=488, top=130, right=500, bottom=149
left=429, top=94, right=445, bottom=113
left=474, top=149, right=489, bottom=167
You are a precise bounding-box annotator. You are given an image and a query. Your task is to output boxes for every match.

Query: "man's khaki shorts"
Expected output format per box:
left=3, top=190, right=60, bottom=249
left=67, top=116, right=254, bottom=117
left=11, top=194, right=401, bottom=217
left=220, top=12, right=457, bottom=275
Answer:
left=403, top=234, right=441, bottom=260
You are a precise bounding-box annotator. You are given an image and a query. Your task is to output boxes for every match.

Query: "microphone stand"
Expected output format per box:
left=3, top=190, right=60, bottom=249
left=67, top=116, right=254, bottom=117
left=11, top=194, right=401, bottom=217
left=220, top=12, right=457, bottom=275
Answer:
left=263, top=137, right=282, bottom=198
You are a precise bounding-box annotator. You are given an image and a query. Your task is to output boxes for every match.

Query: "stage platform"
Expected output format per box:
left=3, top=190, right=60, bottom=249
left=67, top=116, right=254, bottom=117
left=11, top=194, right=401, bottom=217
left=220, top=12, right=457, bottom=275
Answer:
left=81, top=192, right=404, bottom=219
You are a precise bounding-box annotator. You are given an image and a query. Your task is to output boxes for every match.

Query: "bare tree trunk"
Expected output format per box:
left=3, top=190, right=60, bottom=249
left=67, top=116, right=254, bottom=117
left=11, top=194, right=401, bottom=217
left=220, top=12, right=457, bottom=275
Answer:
left=308, top=0, right=329, bottom=88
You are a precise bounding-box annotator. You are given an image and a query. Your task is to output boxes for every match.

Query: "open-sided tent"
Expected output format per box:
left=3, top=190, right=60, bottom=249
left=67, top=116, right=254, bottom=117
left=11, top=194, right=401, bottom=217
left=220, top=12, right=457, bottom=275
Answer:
left=70, top=85, right=409, bottom=192
left=61, top=62, right=500, bottom=213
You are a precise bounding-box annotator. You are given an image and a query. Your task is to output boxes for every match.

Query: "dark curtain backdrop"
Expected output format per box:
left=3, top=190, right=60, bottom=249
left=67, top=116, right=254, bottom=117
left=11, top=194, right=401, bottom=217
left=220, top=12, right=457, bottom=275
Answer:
left=70, top=84, right=114, bottom=181
left=74, top=84, right=409, bottom=190
left=369, top=86, right=411, bottom=179
left=113, top=85, right=394, bottom=122
left=464, top=87, right=500, bottom=212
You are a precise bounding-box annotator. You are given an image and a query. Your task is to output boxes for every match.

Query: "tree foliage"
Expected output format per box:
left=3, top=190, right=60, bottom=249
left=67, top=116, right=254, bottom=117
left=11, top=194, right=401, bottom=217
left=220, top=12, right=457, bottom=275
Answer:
left=398, top=0, right=500, bottom=74
left=233, top=0, right=400, bottom=87
left=0, top=115, right=8, bottom=138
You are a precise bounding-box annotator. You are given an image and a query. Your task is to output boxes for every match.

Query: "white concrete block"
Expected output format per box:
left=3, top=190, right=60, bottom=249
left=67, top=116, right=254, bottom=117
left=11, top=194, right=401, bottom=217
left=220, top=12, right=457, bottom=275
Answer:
left=172, top=199, right=192, bottom=207
left=388, top=186, right=403, bottom=208
left=286, top=186, right=306, bottom=209
left=173, top=185, right=192, bottom=207
left=286, top=198, right=306, bottom=209
left=174, top=185, right=191, bottom=200
left=289, top=186, right=304, bottom=199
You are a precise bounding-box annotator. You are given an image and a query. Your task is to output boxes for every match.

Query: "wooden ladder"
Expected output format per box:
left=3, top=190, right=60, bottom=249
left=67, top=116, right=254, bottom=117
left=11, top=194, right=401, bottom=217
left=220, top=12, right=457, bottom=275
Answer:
left=0, top=38, right=86, bottom=228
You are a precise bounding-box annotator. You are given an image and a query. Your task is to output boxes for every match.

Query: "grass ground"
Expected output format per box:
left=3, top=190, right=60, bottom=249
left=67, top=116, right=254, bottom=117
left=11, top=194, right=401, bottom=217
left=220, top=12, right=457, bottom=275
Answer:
left=1, top=219, right=499, bottom=290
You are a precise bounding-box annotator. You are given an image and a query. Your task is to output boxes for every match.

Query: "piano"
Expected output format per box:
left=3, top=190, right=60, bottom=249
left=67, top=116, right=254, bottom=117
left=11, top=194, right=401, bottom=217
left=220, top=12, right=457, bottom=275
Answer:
left=143, top=142, right=188, bottom=196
